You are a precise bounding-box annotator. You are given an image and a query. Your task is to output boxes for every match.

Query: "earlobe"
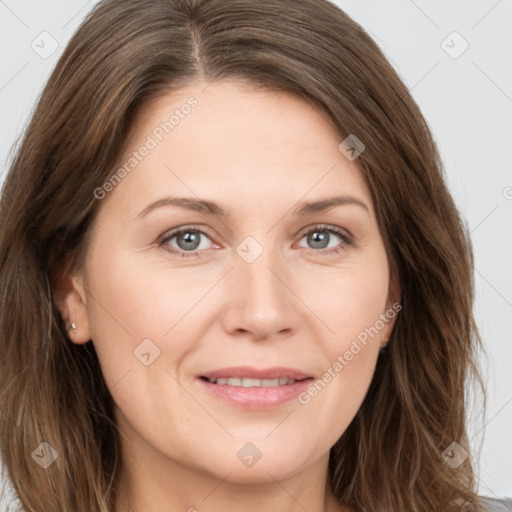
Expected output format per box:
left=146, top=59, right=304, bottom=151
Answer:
left=52, top=268, right=92, bottom=344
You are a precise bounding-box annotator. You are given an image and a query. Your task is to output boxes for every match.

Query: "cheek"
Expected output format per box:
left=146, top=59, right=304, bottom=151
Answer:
left=298, top=292, right=386, bottom=445
left=83, top=245, right=200, bottom=390
left=86, top=236, right=205, bottom=331
left=302, top=256, right=390, bottom=351
left=295, top=253, right=390, bottom=409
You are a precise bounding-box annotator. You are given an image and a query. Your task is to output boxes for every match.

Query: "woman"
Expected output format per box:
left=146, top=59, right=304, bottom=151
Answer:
left=0, top=0, right=508, bottom=510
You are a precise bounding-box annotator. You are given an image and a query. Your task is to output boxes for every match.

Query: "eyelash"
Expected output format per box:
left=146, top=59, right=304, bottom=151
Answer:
left=158, top=224, right=353, bottom=258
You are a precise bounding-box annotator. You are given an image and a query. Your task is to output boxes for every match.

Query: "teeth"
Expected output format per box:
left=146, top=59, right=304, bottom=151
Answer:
left=206, top=377, right=297, bottom=387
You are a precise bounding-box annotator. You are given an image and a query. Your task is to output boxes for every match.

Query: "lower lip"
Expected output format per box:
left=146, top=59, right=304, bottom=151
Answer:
left=196, top=378, right=313, bottom=409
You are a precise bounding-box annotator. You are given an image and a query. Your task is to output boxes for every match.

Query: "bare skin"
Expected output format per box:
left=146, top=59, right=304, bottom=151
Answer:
left=55, top=79, right=399, bottom=512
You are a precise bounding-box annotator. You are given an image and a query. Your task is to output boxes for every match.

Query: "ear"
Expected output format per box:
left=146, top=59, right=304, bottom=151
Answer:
left=379, top=270, right=402, bottom=349
left=51, top=259, right=92, bottom=344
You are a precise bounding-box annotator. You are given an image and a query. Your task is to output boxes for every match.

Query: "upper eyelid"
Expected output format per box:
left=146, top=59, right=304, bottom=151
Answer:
left=296, top=223, right=352, bottom=239
left=159, top=224, right=216, bottom=244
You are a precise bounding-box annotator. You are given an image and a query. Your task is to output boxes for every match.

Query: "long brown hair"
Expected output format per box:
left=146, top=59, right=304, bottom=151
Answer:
left=0, top=0, right=488, bottom=510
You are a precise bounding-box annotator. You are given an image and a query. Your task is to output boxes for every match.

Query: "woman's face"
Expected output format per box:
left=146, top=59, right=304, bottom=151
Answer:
left=66, top=80, right=398, bottom=484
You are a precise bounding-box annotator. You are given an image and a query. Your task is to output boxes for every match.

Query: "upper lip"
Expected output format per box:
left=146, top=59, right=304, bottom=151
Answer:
left=199, top=366, right=313, bottom=381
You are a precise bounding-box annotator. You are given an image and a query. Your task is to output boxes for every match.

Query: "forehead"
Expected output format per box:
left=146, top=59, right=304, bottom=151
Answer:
left=102, top=80, right=374, bottom=219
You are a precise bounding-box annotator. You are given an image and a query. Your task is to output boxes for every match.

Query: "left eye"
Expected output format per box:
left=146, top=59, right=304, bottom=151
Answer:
left=296, top=225, right=352, bottom=253
left=159, top=224, right=352, bottom=258
left=160, top=227, right=213, bottom=257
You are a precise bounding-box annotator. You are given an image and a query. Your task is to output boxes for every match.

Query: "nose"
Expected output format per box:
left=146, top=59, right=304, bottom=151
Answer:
left=221, top=239, right=300, bottom=342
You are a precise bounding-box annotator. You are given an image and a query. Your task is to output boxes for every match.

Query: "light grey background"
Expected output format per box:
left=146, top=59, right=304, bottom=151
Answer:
left=1, top=0, right=511, bottom=507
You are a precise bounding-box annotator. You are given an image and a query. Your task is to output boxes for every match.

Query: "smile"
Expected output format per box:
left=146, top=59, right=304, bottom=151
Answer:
left=202, top=377, right=299, bottom=387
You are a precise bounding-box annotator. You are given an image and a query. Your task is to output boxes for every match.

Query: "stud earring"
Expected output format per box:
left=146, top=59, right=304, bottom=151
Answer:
left=70, top=321, right=77, bottom=333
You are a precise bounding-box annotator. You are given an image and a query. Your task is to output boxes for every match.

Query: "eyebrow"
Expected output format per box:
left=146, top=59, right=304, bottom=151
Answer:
left=135, top=194, right=369, bottom=220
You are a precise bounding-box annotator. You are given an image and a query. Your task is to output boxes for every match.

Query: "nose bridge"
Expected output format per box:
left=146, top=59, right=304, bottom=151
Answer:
left=236, top=234, right=287, bottom=305
left=225, top=233, right=296, bottom=338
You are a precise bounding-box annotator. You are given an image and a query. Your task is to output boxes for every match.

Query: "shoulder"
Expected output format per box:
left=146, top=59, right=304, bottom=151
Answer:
left=479, top=497, right=512, bottom=511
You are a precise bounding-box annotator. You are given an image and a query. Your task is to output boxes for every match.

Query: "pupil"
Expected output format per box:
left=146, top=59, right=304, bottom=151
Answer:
left=178, top=231, right=200, bottom=250
left=309, top=231, right=328, bottom=249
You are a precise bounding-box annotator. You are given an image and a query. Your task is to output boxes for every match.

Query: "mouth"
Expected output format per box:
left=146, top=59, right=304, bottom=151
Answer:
left=199, top=376, right=309, bottom=387
left=198, top=365, right=313, bottom=382
left=195, top=366, right=314, bottom=409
